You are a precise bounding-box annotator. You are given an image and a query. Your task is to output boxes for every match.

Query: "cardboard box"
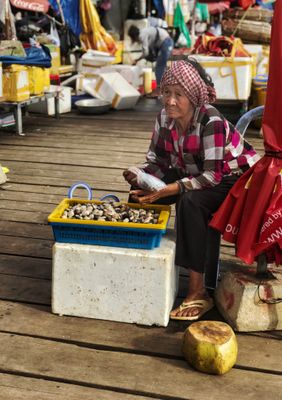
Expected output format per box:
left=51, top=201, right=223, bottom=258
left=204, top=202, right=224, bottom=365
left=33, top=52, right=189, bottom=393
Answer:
left=28, top=85, right=71, bottom=115
left=93, top=72, right=140, bottom=109
left=193, top=55, right=253, bottom=100
left=3, top=65, right=30, bottom=102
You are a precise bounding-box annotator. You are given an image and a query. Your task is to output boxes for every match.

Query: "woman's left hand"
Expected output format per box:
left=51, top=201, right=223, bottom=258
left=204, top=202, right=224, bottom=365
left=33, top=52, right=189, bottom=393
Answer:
left=130, top=182, right=180, bottom=204
left=129, top=189, right=161, bottom=204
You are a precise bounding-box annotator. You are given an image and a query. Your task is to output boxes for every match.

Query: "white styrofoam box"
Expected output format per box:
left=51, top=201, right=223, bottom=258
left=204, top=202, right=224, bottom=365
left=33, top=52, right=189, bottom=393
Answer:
left=52, top=235, right=179, bottom=326
left=0, top=62, right=3, bottom=99
left=193, top=55, right=253, bottom=100
left=28, top=85, right=71, bottom=115
left=81, top=49, right=115, bottom=67
left=99, top=65, right=143, bottom=89
left=94, top=72, right=140, bottom=109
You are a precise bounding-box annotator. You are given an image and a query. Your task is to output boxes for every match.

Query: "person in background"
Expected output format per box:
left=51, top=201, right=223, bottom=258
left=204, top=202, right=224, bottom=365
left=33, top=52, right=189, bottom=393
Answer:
left=123, top=58, right=260, bottom=321
left=128, top=25, right=174, bottom=96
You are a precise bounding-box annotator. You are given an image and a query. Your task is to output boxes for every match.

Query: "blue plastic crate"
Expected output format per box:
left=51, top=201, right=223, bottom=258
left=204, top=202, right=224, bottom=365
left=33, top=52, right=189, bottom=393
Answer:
left=48, top=199, right=171, bottom=250
left=49, top=222, right=165, bottom=249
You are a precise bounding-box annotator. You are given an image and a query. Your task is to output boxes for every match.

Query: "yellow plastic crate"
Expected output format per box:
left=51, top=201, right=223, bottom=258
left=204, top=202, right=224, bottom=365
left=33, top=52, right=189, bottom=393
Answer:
left=3, top=65, right=30, bottom=102
left=28, top=66, right=45, bottom=95
left=48, top=198, right=171, bottom=249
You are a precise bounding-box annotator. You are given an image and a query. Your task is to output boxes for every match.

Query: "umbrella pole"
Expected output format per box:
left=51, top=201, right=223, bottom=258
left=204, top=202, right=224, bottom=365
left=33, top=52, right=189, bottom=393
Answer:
left=55, top=0, right=66, bottom=26
left=256, top=253, right=275, bottom=280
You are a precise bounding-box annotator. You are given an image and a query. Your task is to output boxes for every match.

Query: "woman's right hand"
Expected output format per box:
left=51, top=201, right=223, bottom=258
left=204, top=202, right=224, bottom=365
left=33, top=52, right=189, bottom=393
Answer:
left=123, top=169, right=138, bottom=186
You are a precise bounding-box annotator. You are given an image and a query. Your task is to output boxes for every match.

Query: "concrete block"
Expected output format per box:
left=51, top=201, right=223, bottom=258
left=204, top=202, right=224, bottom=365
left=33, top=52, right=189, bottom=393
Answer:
left=215, top=265, right=282, bottom=332
left=52, top=235, right=178, bottom=326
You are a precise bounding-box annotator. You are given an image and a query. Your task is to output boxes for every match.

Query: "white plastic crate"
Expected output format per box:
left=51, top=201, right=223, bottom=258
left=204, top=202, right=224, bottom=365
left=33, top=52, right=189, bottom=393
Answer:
left=28, top=85, right=71, bottom=115
left=193, top=55, right=253, bottom=100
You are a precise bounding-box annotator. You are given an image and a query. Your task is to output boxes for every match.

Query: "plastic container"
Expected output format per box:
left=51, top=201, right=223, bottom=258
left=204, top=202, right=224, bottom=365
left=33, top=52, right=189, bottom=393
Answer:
left=253, top=74, right=268, bottom=105
left=192, top=55, right=253, bottom=100
left=143, top=67, right=152, bottom=94
left=48, top=199, right=171, bottom=249
left=28, top=85, right=71, bottom=115
left=3, top=65, right=30, bottom=102
left=28, top=66, right=45, bottom=95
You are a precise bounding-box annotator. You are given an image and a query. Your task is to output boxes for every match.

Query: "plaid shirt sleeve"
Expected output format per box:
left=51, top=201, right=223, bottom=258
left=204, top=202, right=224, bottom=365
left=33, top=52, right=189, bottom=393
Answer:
left=139, top=113, right=171, bottom=178
left=180, top=116, right=228, bottom=190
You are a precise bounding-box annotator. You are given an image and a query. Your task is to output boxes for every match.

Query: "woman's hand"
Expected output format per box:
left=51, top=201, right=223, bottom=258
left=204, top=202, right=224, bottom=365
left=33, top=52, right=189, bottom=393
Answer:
left=123, top=170, right=137, bottom=186
left=130, top=182, right=180, bottom=204
left=129, top=189, right=160, bottom=204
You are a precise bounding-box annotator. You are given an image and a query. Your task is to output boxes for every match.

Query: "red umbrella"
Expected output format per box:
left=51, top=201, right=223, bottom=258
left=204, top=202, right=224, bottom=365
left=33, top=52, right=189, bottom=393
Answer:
left=210, top=0, right=282, bottom=266
left=10, top=0, right=49, bottom=13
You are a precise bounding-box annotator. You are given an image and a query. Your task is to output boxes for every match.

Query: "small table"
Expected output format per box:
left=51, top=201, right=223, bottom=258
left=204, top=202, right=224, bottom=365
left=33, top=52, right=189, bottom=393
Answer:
left=0, top=92, right=60, bottom=135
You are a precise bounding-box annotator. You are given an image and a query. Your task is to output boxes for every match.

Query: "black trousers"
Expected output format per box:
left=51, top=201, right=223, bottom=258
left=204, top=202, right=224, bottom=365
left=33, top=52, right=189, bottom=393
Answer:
left=129, top=169, right=239, bottom=274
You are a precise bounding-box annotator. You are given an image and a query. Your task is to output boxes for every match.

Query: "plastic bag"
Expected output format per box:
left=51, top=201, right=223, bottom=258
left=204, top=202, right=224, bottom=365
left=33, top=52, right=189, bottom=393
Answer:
left=49, top=21, right=61, bottom=47
left=128, top=167, right=167, bottom=191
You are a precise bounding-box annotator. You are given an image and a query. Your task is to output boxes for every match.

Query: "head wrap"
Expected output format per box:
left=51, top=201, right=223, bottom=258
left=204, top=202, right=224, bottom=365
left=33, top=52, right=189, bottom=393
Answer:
left=160, top=60, right=217, bottom=107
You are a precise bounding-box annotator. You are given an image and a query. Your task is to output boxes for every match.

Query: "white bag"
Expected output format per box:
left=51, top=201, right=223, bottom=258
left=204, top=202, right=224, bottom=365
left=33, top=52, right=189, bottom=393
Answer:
left=128, top=167, right=167, bottom=191
left=49, top=21, right=60, bottom=47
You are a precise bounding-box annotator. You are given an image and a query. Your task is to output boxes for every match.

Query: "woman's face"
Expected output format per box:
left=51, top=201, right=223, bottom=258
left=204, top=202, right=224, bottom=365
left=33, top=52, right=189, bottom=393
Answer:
left=162, top=84, right=193, bottom=121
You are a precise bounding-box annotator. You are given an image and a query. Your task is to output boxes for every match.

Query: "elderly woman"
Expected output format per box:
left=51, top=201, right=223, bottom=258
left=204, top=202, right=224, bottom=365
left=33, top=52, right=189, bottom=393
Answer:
left=123, top=59, right=260, bottom=321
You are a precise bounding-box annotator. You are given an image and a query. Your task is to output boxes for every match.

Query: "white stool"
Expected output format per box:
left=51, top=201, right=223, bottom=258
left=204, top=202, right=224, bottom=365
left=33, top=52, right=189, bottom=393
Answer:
left=52, top=234, right=178, bottom=326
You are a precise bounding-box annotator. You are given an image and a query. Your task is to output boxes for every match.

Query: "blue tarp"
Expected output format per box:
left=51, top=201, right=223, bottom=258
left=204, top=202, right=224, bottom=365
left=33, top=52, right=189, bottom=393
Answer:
left=48, top=0, right=81, bottom=37
left=0, top=45, right=51, bottom=68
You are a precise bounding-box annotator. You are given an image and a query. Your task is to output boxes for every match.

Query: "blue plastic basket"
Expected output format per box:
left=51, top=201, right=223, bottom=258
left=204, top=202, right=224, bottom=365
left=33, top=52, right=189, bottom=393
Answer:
left=49, top=221, right=166, bottom=249
left=48, top=198, right=171, bottom=250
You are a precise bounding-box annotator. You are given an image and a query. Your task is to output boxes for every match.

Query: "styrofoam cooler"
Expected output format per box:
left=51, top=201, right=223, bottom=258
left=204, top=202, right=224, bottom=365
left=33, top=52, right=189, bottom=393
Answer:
left=99, top=65, right=143, bottom=89
left=28, top=85, right=71, bottom=115
left=193, top=55, right=253, bottom=100
left=93, top=72, right=140, bottom=110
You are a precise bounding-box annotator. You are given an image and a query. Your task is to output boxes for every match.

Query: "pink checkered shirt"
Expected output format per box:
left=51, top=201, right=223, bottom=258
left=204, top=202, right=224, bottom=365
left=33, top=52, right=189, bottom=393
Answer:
left=140, top=104, right=260, bottom=190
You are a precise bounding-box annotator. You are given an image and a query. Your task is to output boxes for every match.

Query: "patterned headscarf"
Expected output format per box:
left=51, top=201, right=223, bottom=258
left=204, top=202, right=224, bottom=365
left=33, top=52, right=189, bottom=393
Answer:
left=160, top=60, right=216, bottom=107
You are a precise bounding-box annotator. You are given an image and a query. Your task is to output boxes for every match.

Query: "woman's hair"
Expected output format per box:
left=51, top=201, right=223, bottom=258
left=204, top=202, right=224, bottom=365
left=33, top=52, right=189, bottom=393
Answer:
left=128, top=25, right=140, bottom=42
left=184, top=57, right=215, bottom=89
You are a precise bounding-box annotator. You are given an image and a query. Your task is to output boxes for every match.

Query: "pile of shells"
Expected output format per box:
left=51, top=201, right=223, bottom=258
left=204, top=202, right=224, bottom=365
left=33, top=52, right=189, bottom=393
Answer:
left=61, top=201, right=160, bottom=224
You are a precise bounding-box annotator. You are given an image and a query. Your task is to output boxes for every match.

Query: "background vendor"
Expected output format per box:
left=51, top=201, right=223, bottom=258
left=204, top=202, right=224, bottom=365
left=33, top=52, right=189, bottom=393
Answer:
left=128, top=25, right=174, bottom=95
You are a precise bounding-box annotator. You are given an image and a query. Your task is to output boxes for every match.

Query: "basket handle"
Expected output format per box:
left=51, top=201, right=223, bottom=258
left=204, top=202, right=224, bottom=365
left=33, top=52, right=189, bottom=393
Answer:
left=100, top=194, right=120, bottom=202
left=68, top=182, right=93, bottom=200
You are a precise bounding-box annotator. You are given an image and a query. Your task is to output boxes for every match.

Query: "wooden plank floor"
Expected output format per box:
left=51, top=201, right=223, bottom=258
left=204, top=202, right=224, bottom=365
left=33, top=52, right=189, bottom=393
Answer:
left=0, top=99, right=281, bottom=400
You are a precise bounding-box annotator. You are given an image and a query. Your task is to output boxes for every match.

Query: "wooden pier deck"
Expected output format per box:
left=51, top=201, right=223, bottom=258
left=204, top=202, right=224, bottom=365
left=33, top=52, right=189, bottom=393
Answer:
left=0, top=99, right=281, bottom=400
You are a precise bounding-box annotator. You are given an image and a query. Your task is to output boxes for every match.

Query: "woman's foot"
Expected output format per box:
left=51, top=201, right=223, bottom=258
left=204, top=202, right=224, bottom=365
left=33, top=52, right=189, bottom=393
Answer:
left=170, top=270, right=214, bottom=320
left=170, top=292, right=214, bottom=321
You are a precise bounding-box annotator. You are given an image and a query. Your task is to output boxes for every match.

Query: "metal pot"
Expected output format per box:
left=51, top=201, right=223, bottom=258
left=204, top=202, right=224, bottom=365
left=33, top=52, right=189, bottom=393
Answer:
left=75, top=99, right=111, bottom=115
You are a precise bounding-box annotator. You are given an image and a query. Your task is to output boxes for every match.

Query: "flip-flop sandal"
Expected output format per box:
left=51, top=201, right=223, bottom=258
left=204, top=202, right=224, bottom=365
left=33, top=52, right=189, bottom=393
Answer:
left=170, top=298, right=214, bottom=321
